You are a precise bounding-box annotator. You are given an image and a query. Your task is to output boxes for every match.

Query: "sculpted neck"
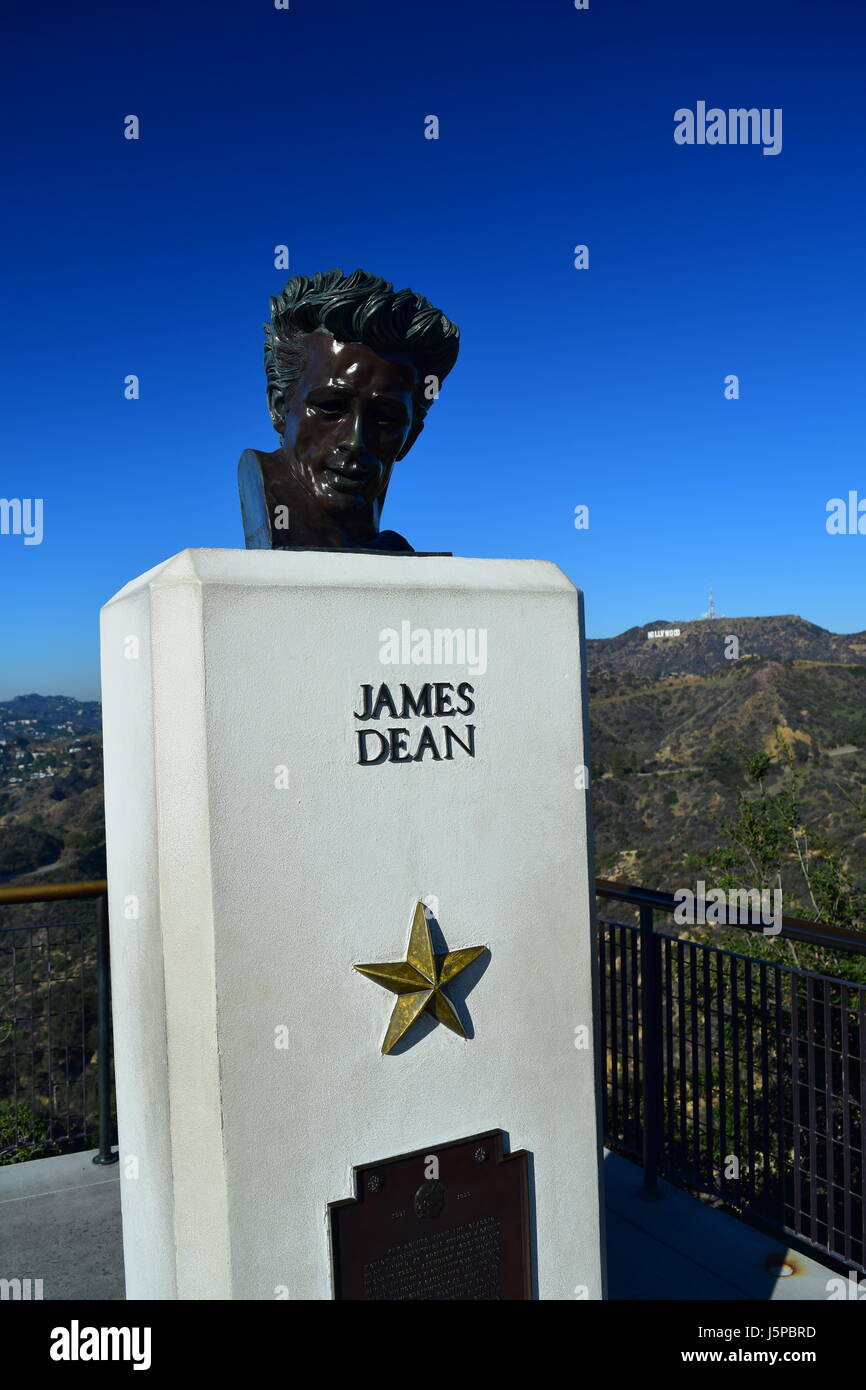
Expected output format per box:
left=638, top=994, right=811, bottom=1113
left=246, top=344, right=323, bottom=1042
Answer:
left=253, top=448, right=385, bottom=550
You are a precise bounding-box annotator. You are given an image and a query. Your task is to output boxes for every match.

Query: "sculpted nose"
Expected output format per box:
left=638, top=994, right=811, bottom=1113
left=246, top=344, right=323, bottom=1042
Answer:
left=342, top=406, right=366, bottom=453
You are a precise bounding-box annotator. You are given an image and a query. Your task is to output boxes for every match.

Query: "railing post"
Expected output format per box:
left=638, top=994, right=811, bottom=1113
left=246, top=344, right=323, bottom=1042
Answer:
left=639, top=904, right=664, bottom=1199
left=92, top=894, right=118, bottom=1165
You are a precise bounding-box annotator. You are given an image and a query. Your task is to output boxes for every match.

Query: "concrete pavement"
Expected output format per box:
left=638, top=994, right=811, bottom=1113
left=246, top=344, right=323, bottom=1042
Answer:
left=0, top=1146, right=842, bottom=1301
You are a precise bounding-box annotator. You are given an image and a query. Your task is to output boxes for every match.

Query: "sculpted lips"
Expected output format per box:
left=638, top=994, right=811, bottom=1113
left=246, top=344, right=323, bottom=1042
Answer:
left=325, top=459, right=376, bottom=492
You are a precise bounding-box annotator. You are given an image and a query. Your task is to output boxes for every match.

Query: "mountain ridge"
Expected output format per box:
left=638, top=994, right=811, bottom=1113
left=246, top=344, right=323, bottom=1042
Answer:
left=587, top=614, right=866, bottom=678
left=1, top=614, right=864, bottom=897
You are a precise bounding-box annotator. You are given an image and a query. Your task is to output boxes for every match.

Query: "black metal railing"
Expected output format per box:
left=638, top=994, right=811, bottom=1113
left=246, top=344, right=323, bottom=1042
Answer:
left=4, top=871, right=865, bottom=1274
left=597, top=879, right=866, bottom=1273
left=0, top=881, right=116, bottom=1166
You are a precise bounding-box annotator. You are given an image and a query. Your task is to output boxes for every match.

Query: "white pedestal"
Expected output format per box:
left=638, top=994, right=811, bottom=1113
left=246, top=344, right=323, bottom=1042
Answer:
left=100, top=549, right=605, bottom=1300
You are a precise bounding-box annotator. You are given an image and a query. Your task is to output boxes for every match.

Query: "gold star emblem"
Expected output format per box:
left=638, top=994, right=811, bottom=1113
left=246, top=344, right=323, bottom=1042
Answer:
left=354, top=902, right=485, bottom=1054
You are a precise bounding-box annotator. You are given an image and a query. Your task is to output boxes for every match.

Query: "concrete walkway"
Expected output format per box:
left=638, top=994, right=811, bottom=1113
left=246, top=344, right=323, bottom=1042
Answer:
left=0, top=1150, right=124, bottom=1300
left=0, top=1147, right=840, bottom=1300
left=603, top=1151, right=836, bottom=1301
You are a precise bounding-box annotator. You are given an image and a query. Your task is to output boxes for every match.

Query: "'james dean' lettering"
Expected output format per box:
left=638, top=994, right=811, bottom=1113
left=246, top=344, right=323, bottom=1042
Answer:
left=354, top=682, right=476, bottom=765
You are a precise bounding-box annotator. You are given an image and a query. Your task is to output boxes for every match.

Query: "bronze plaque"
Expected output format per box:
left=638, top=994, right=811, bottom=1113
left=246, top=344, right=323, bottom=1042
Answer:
left=328, top=1129, right=532, bottom=1300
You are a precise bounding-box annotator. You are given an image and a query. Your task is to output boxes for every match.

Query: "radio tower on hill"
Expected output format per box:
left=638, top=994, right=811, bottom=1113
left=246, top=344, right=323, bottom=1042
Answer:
left=702, top=589, right=717, bottom=620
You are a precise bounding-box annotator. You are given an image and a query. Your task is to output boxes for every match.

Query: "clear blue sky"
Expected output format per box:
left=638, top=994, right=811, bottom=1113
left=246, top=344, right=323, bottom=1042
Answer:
left=2, top=0, right=864, bottom=699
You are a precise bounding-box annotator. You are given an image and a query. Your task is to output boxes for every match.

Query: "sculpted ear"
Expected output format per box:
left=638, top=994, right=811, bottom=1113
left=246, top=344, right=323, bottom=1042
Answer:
left=267, top=385, right=285, bottom=435
left=396, top=415, right=424, bottom=461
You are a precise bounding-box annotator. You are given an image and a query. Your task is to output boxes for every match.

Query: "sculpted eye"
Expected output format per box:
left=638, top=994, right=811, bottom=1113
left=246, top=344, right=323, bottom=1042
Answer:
left=312, top=396, right=347, bottom=417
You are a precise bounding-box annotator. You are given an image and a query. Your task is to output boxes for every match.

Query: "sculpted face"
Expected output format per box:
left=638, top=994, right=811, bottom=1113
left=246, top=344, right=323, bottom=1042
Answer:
left=241, top=270, right=458, bottom=551
left=275, top=331, right=419, bottom=522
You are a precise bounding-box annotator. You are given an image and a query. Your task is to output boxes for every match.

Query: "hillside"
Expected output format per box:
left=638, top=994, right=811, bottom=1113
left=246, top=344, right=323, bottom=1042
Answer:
left=589, top=659, right=866, bottom=890
left=587, top=615, right=866, bottom=679
left=1, top=619, right=864, bottom=913
left=0, top=696, right=105, bottom=885
left=583, top=615, right=866, bottom=895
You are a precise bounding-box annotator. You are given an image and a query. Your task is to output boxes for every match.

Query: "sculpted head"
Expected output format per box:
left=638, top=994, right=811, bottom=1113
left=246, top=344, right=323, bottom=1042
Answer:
left=241, top=269, right=459, bottom=551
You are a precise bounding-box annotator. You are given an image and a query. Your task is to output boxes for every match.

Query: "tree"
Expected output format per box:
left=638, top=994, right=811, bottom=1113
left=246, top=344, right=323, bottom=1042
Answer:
left=706, top=731, right=866, bottom=979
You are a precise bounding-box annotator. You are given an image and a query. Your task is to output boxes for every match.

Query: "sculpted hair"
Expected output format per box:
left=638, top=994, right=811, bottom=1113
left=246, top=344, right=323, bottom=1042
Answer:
left=263, top=267, right=460, bottom=434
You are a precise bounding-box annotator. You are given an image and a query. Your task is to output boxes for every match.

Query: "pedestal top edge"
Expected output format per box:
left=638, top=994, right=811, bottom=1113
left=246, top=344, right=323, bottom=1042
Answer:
left=101, top=548, right=581, bottom=610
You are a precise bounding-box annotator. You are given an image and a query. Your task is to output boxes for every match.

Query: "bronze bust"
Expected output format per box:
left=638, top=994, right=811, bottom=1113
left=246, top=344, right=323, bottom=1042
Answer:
left=238, top=269, right=460, bottom=552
